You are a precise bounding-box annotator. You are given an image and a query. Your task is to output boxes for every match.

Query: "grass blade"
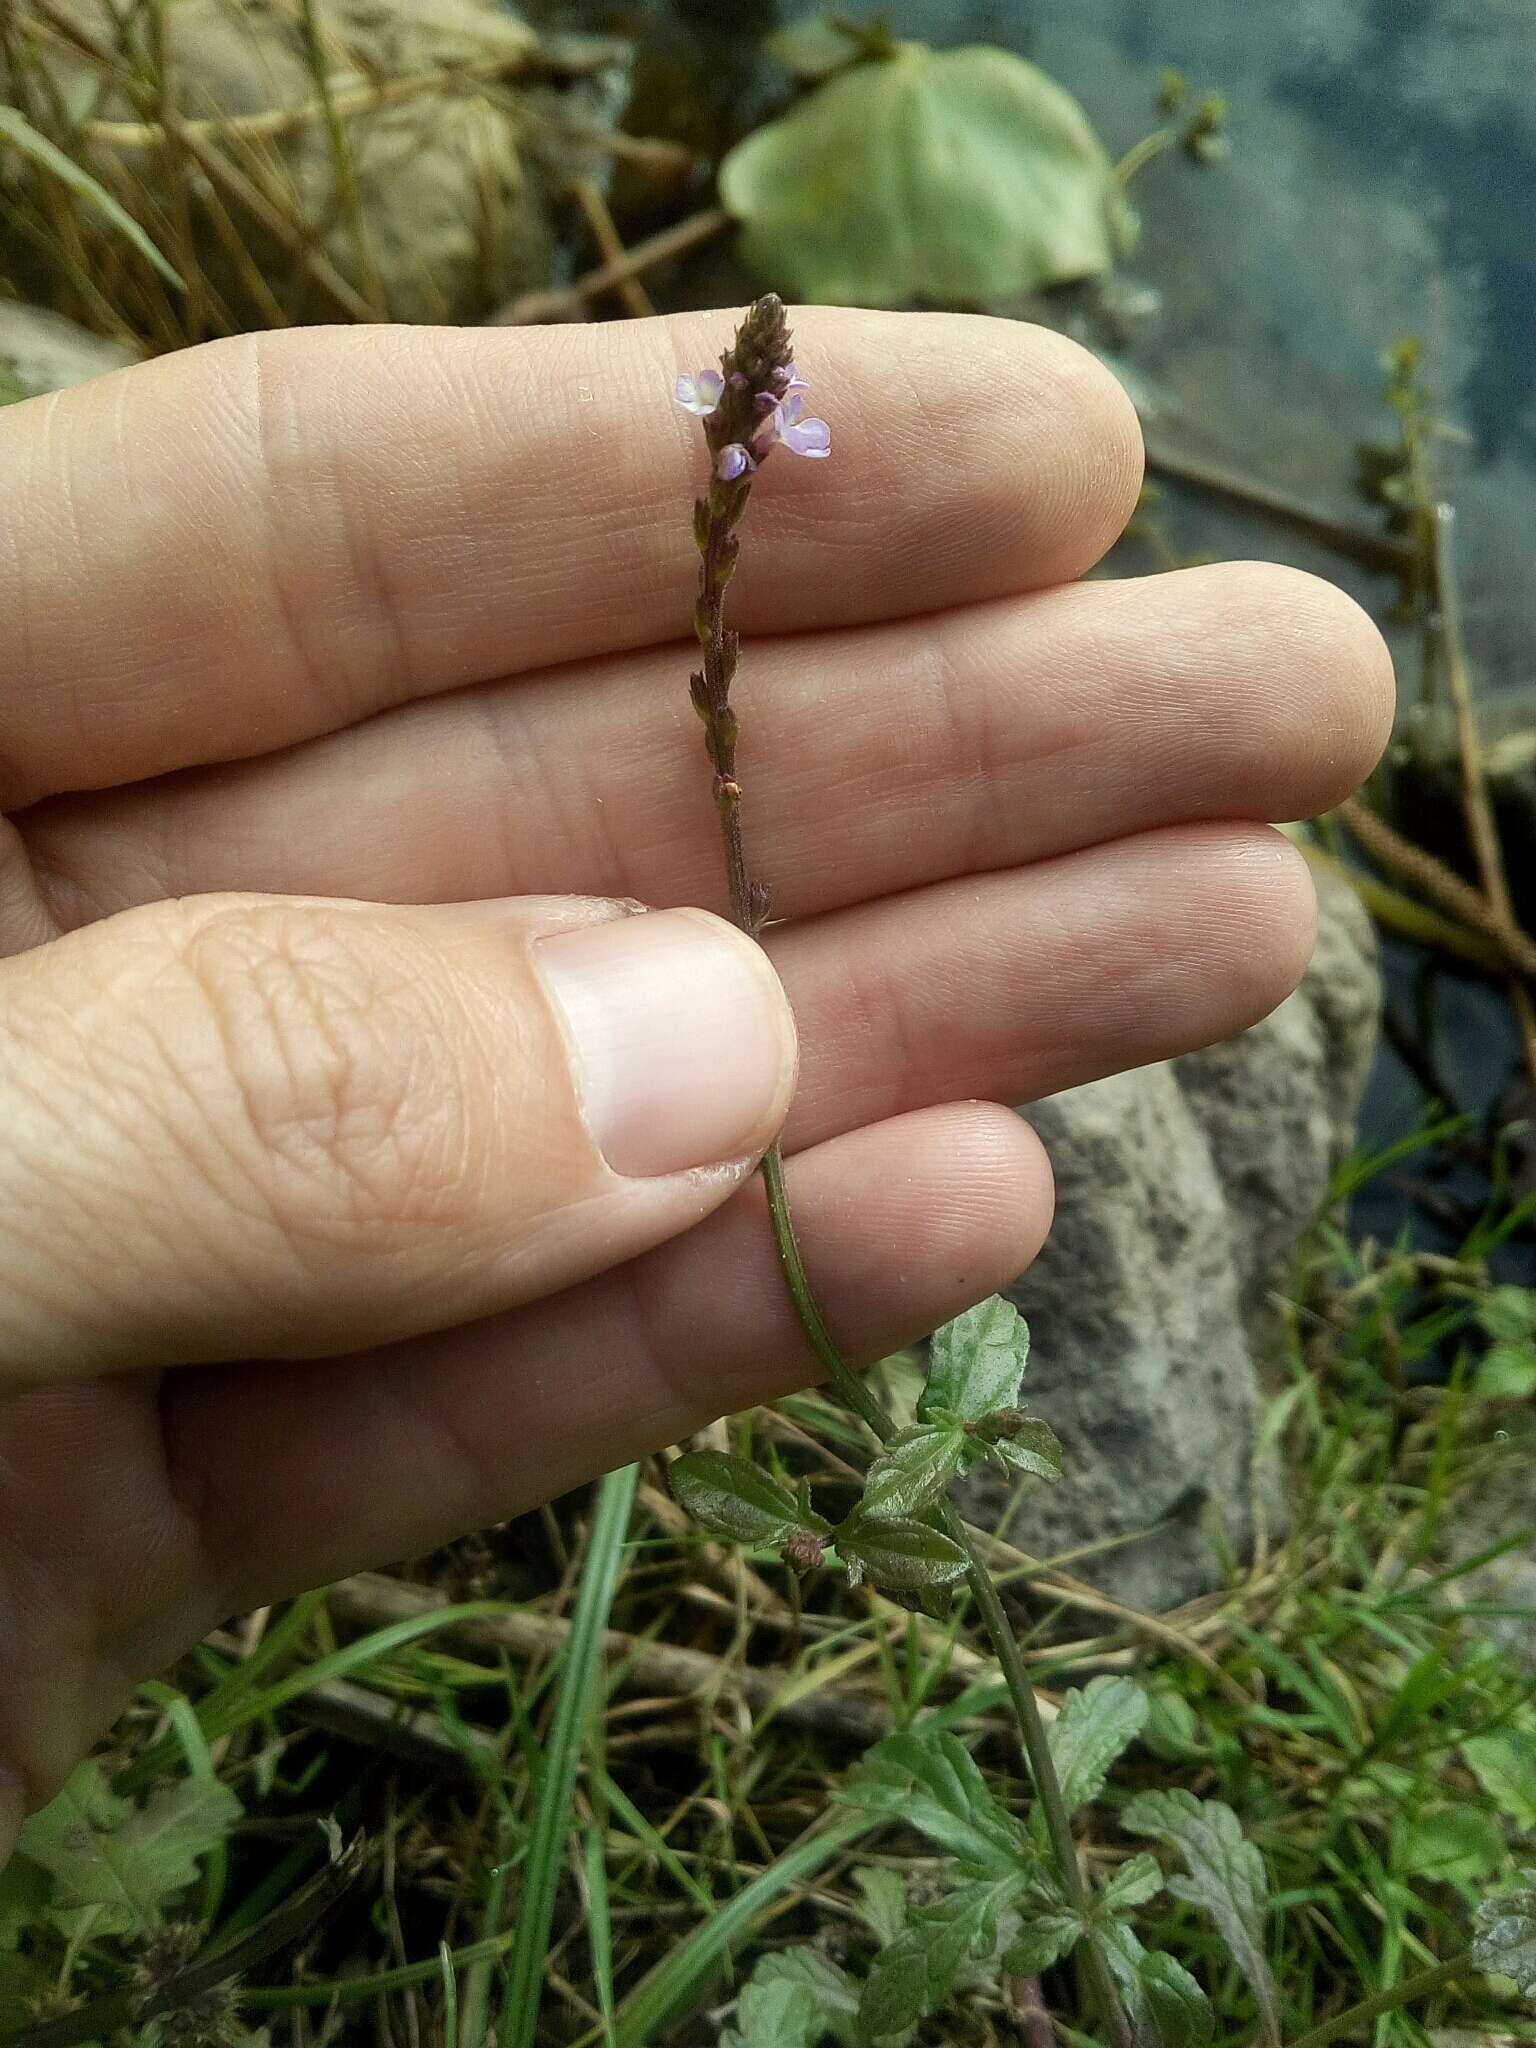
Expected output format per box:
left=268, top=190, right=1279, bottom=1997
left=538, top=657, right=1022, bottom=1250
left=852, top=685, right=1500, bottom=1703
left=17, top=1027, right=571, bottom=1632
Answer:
left=499, top=1463, right=639, bottom=2048
left=611, top=1810, right=870, bottom=2047
left=0, top=107, right=185, bottom=290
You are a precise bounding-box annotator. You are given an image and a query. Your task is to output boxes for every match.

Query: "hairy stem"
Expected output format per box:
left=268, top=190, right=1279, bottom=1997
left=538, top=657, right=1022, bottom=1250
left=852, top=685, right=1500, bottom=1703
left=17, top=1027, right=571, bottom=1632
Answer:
left=691, top=450, right=1135, bottom=2048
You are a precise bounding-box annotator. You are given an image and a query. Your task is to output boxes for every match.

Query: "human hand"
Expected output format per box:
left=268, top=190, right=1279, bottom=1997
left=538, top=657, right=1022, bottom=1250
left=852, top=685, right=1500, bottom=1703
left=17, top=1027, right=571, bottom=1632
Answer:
left=0, top=311, right=1392, bottom=1854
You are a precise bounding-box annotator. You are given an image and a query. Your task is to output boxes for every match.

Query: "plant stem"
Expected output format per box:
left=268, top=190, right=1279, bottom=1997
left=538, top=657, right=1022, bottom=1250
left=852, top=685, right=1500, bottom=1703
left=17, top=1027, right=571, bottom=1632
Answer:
left=758, top=1143, right=888, bottom=1439
left=1279, top=1955, right=1471, bottom=2048
left=691, top=404, right=1135, bottom=2048
left=949, top=1509, right=1136, bottom=2048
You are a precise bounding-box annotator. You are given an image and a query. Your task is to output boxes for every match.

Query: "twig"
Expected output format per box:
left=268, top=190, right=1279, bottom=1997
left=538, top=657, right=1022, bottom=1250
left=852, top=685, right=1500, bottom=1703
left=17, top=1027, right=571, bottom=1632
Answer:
left=487, top=205, right=729, bottom=325
left=297, top=0, right=386, bottom=317
left=1431, top=502, right=1536, bottom=1082
left=28, top=0, right=379, bottom=323
left=88, top=77, right=692, bottom=180
left=1301, top=837, right=1511, bottom=976
left=1006, top=1972, right=1059, bottom=2048
left=326, top=1573, right=892, bottom=1744
left=1336, top=796, right=1536, bottom=981
left=571, top=175, right=654, bottom=318
left=1141, top=431, right=1418, bottom=576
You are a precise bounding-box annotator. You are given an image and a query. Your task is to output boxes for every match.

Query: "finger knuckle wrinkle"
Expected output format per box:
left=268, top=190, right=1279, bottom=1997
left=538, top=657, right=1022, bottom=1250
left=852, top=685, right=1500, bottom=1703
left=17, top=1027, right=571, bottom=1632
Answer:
left=175, top=907, right=473, bottom=1240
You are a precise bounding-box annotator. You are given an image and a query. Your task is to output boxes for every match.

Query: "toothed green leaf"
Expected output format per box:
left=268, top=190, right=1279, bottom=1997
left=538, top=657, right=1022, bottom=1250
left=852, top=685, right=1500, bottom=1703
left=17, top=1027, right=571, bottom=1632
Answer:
left=1102, top=1851, right=1165, bottom=1914
left=16, top=1762, right=238, bottom=1938
left=860, top=1426, right=968, bottom=1519
left=920, top=1296, right=1030, bottom=1423
left=671, top=1451, right=829, bottom=1546
left=1003, top=1911, right=1083, bottom=1974
left=857, top=1879, right=1018, bottom=2041
left=1048, top=1677, right=1149, bottom=1815
left=838, top=1729, right=1030, bottom=1874
left=836, top=1517, right=967, bottom=1592
left=1122, top=1791, right=1278, bottom=2046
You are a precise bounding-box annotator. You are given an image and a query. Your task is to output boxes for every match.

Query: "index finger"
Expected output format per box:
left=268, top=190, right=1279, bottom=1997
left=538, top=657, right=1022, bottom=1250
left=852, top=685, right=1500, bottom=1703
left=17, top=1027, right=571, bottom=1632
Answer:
left=0, top=310, right=1141, bottom=809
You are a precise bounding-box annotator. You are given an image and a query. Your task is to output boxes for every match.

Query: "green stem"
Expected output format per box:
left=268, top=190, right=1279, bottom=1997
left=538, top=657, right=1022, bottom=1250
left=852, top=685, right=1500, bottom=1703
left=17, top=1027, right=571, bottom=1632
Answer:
left=945, top=1510, right=1135, bottom=2048
left=1112, top=125, right=1177, bottom=187
left=758, top=1142, right=888, bottom=1440
left=1279, top=1956, right=1472, bottom=2048
left=690, top=347, right=1135, bottom=2046
left=727, top=792, right=1136, bottom=2048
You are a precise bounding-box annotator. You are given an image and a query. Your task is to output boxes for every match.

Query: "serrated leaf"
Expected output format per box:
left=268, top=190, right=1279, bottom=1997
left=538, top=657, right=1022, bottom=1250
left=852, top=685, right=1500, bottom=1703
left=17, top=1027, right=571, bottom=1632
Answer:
left=1475, top=1343, right=1536, bottom=1397
left=671, top=1451, right=828, bottom=1546
left=1003, top=1911, right=1083, bottom=1973
left=1463, top=1729, right=1536, bottom=1831
left=920, top=1296, right=1030, bottom=1423
left=857, top=1880, right=1015, bottom=2042
left=0, top=107, right=185, bottom=290
left=1122, top=1790, right=1279, bottom=2047
left=722, top=1976, right=823, bottom=2048
left=1399, top=1804, right=1506, bottom=1883
left=990, top=1419, right=1063, bottom=1482
left=837, top=1517, right=967, bottom=1592
left=860, top=1426, right=968, bottom=1519
left=851, top=1867, right=908, bottom=1947
left=1102, top=1851, right=1164, bottom=1914
left=721, top=45, right=1123, bottom=308
left=1100, top=1922, right=1213, bottom=2048
left=1476, top=1285, right=1536, bottom=1345
left=17, top=1763, right=240, bottom=1937
left=1472, top=1871, right=1536, bottom=1992
left=1048, top=1677, right=1149, bottom=1814
left=1139, top=1949, right=1215, bottom=2048
left=752, top=1949, right=861, bottom=2044
left=838, top=1730, right=1030, bottom=1874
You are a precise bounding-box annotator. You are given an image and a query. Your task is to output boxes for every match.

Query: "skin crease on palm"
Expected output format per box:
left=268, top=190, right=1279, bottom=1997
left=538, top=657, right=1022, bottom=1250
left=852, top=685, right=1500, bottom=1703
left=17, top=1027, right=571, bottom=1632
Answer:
left=0, top=308, right=1395, bottom=1862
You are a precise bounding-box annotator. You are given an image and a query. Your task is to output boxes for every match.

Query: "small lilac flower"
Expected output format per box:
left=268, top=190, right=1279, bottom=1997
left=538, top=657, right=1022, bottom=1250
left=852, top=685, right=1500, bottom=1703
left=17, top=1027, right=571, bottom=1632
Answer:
left=715, top=442, right=756, bottom=481
left=759, top=391, right=831, bottom=459
left=675, top=368, right=724, bottom=417
left=777, top=361, right=809, bottom=392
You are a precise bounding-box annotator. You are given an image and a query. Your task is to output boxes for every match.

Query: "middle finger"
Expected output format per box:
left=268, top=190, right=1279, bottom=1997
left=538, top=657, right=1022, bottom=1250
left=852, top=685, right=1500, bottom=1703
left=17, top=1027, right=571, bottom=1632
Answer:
left=22, top=561, right=1390, bottom=929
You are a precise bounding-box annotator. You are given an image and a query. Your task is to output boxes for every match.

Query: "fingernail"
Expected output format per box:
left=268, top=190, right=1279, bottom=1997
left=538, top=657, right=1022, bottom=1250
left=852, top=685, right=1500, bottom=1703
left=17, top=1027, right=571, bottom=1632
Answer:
left=536, top=908, right=797, bottom=1177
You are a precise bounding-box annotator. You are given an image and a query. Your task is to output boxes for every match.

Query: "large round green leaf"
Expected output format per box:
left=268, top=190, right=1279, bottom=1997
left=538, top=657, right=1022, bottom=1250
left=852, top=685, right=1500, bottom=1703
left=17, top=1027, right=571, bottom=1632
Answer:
left=720, top=42, right=1123, bottom=306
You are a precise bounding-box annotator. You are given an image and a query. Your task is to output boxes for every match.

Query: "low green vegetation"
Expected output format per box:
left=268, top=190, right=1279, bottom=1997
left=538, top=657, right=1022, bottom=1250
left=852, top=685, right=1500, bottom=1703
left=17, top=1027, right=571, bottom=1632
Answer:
left=1, top=1143, right=1531, bottom=2045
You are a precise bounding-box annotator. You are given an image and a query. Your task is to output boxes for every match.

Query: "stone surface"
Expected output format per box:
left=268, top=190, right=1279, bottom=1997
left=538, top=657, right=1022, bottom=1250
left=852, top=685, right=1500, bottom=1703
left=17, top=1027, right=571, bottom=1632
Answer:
left=0, top=304, right=138, bottom=397
left=13, top=0, right=630, bottom=326
left=956, top=863, right=1381, bottom=1615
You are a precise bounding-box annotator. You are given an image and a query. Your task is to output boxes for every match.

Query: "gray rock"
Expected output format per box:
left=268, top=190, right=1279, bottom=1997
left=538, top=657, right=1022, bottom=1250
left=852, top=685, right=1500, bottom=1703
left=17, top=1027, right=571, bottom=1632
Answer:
left=11, top=0, right=630, bottom=327
left=0, top=304, right=138, bottom=398
left=957, top=863, right=1380, bottom=1615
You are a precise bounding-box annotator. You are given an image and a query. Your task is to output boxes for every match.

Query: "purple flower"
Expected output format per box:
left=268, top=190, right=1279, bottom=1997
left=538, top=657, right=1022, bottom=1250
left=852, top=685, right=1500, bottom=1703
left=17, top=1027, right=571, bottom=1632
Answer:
left=759, top=391, right=831, bottom=459
left=715, top=442, right=757, bottom=481
left=778, top=361, right=809, bottom=392
left=675, top=369, right=725, bottom=417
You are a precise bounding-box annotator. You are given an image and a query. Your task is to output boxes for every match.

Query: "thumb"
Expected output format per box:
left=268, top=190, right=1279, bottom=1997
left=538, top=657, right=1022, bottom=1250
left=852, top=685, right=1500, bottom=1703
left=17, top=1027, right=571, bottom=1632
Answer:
left=0, top=893, right=797, bottom=1380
